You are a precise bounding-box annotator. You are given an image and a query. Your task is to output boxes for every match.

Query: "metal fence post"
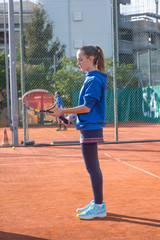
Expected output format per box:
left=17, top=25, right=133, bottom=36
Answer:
left=19, top=0, right=27, bottom=144
left=112, top=0, right=118, bottom=141
left=8, top=0, right=19, bottom=146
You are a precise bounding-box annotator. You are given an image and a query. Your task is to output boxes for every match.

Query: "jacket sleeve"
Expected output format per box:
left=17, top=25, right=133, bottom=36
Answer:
left=83, top=80, right=102, bottom=109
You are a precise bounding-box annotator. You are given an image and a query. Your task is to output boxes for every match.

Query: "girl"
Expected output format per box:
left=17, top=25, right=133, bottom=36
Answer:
left=52, top=45, right=107, bottom=220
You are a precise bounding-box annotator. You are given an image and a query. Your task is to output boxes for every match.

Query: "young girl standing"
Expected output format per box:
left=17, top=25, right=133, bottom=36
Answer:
left=52, top=45, right=107, bottom=220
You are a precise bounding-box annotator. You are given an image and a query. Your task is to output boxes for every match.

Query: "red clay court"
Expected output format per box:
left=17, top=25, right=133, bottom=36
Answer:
left=0, top=124, right=160, bottom=240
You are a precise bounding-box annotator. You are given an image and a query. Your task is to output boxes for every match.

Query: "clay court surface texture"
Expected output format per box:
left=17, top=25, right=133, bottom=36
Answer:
left=0, top=123, right=160, bottom=240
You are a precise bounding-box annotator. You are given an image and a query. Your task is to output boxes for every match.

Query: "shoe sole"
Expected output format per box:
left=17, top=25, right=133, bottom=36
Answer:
left=77, top=212, right=107, bottom=220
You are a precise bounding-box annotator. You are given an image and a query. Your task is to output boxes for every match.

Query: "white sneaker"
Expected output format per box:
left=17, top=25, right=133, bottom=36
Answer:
left=77, top=202, right=107, bottom=220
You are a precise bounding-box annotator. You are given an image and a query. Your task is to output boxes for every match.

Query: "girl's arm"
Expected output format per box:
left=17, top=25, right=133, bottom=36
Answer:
left=50, top=105, right=90, bottom=118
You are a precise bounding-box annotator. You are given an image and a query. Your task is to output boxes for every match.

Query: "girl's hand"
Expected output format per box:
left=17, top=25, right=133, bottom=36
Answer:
left=62, top=114, right=77, bottom=127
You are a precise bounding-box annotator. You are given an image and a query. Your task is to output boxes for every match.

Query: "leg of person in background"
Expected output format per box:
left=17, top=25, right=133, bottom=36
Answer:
left=63, top=125, right=67, bottom=131
left=56, top=119, right=61, bottom=131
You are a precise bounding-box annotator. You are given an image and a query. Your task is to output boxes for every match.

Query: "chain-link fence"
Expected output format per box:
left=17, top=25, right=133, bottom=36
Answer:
left=1, top=0, right=160, bottom=145
left=117, top=2, right=160, bottom=127
left=16, top=1, right=160, bottom=145
left=18, top=55, right=85, bottom=126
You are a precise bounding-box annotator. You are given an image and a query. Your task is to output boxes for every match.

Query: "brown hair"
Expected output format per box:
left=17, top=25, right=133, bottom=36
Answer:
left=79, top=45, right=106, bottom=73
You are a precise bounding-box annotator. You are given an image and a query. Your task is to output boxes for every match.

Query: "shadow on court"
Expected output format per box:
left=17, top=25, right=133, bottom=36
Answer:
left=92, top=213, right=160, bottom=228
left=0, top=232, right=49, bottom=240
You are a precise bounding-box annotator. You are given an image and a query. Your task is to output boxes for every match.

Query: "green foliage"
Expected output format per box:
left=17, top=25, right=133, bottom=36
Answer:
left=24, top=5, right=52, bottom=60
left=53, top=56, right=85, bottom=107
left=23, top=4, right=65, bottom=66
left=0, top=51, right=7, bottom=108
left=24, top=63, right=51, bottom=91
left=0, top=51, right=6, bottom=91
left=105, top=58, right=139, bottom=89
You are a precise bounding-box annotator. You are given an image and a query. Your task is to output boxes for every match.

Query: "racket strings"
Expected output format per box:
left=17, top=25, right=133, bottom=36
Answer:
left=22, top=90, right=56, bottom=111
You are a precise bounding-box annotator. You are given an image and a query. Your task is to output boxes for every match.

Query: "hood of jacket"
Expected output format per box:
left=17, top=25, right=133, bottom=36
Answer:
left=86, top=70, right=107, bottom=90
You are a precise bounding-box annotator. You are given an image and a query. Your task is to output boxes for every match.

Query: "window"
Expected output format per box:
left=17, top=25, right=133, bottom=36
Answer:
left=0, top=31, right=9, bottom=44
left=73, top=12, right=82, bottom=21
left=149, top=32, right=156, bottom=44
left=119, top=29, right=132, bottom=41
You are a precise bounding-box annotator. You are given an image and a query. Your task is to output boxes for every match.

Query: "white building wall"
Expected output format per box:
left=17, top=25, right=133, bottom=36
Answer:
left=39, top=0, right=112, bottom=58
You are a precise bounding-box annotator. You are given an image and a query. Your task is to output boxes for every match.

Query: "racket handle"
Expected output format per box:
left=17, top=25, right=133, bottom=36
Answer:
left=59, top=115, right=68, bottom=124
left=40, top=110, right=68, bottom=124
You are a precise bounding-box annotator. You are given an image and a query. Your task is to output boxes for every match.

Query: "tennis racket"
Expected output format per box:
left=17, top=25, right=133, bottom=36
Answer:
left=22, top=89, right=68, bottom=124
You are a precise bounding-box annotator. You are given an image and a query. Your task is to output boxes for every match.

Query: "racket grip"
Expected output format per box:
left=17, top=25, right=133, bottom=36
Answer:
left=40, top=110, right=68, bottom=124
left=59, top=115, right=68, bottom=124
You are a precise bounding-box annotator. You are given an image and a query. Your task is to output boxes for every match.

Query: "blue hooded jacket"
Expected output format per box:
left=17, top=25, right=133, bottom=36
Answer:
left=56, top=96, right=64, bottom=109
left=76, top=70, right=107, bottom=131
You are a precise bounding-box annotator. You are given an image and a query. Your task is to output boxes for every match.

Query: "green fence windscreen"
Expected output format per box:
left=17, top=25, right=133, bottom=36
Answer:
left=73, top=87, right=160, bottom=124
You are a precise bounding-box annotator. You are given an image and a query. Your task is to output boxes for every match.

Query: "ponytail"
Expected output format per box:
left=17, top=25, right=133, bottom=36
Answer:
left=95, top=46, right=106, bottom=73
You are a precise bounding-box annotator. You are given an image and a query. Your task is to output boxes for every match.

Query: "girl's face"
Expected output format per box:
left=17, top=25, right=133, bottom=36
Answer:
left=77, top=50, right=95, bottom=72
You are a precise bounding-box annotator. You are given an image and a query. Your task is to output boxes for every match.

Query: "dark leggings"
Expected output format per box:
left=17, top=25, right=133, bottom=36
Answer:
left=81, top=143, right=103, bottom=204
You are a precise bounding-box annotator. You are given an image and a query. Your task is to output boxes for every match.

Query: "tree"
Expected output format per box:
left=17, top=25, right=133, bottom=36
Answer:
left=105, top=58, right=139, bottom=89
left=16, top=3, right=65, bottom=92
left=0, top=51, right=7, bottom=109
left=24, top=4, right=65, bottom=66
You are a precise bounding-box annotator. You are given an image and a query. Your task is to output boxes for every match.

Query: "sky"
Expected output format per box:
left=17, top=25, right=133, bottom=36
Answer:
left=120, top=0, right=160, bottom=15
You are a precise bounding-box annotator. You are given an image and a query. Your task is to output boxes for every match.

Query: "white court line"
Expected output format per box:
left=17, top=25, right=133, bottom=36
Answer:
left=104, top=154, right=160, bottom=179
left=104, top=154, right=112, bottom=158
left=55, top=132, right=67, bottom=137
left=0, top=154, right=83, bottom=166
left=0, top=155, right=113, bottom=166
left=0, top=159, right=113, bottom=166
left=0, top=155, right=82, bottom=160
left=0, top=160, right=84, bottom=166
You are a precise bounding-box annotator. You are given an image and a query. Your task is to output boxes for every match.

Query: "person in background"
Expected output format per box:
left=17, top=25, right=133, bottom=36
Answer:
left=55, top=91, right=67, bottom=131
left=52, top=45, right=107, bottom=220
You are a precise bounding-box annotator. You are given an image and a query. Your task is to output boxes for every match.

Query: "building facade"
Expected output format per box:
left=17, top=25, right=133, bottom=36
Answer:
left=38, top=0, right=113, bottom=58
left=0, top=0, right=131, bottom=59
left=0, top=0, right=159, bottom=68
left=0, top=1, right=36, bottom=51
left=119, top=3, right=160, bottom=65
